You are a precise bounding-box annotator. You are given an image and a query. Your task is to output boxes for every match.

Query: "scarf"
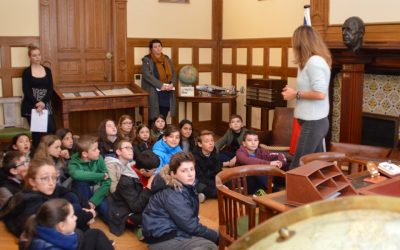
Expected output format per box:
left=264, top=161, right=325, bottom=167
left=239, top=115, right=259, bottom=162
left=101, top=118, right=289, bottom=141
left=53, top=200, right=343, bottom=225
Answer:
left=150, top=53, right=173, bottom=83
left=35, top=225, right=78, bottom=250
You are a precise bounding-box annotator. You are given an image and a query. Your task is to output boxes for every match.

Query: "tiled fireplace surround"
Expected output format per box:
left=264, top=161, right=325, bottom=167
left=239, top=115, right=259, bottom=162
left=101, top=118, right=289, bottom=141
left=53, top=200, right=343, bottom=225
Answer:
left=329, top=48, right=400, bottom=146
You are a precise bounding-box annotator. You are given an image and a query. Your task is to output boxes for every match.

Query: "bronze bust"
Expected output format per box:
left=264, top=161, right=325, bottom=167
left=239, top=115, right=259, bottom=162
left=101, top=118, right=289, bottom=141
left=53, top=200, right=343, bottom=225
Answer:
left=342, top=16, right=365, bottom=52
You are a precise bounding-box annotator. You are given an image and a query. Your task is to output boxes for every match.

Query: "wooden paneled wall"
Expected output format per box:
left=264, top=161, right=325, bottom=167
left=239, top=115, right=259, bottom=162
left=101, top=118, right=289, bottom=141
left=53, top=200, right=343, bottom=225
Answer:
left=0, top=37, right=39, bottom=97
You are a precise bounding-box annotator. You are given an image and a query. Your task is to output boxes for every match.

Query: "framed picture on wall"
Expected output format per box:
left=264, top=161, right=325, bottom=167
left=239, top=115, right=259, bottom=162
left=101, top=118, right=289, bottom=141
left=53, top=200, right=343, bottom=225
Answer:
left=159, top=0, right=189, bottom=3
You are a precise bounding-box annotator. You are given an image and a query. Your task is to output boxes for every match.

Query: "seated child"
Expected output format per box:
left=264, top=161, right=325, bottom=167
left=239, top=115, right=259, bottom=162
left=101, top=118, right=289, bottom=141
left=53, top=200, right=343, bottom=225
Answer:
left=133, top=150, right=159, bottom=188
left=152, top=124, right=182, bottom=173
left=133, top=124, right=154, bottom=161
left=8, top=133, right=33, bottom=162
left=117, top=115, right=135, bottom=142
left=98, top=119, right=119, bottom=158
left=108, top=150, right=160, bottom=236
left=192, top=130, right=222, bottom=202
left=1, top=158, right=95, bottom=236
left=236, top=130, right=287, bottom=193
left=215, top=114, right=248, bottom=167
left=142, top=152, right=218, bottom=249
left=105, top=140, right=134, bottom=193
left=179, top=119, right=196, bottom=153
left=34, top=135, right=70, bottom=187
left=69, top=135, right=111, bottom=222
left=21, top=198, right=114, bottom=250
left=150, top=114, right=166, bottom=141
left=0, top=151, right=28, bottom=209
left=56, top=128, right=76, bottom=163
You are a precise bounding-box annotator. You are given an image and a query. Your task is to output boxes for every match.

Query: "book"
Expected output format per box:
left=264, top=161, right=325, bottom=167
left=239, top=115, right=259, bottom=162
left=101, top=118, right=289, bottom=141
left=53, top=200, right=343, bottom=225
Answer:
left=378, top=162, right=400, bottom=177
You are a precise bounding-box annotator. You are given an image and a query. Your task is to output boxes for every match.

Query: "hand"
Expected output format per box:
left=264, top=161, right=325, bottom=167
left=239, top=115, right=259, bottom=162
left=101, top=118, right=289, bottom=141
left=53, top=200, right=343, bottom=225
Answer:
left=160, top=83, right=169, bottom=91
left=60, top=149, right=70, bottom=159
left=146, top=175, right=155, bottom=189
left=88, top=201, right=96, bottom=210
left=104, top=173, right=109, bottom=180
left=82, top=207, right=97, bottom=219
left=281, top=85, right=297, bottom=101
left=165, top=84, right=174, bottom=91
left=270, top=161, right=283, bottom=168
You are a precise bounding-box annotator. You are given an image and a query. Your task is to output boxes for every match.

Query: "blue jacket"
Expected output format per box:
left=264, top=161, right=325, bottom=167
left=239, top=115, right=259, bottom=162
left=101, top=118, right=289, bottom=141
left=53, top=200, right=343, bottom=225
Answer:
left=29, top=226, right=78, bottom=250
left=152, top=139, right=182, bottom=172
left=142, top=166, right=218, bottom=244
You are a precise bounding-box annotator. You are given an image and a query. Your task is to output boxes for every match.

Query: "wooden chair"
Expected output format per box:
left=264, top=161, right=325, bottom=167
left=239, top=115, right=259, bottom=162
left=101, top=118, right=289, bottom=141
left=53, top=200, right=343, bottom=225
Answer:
left=0, top=97, right=31, bottom=151
left=257, top=107, right=294, bottom=152
left=215, top=165, right=286, bottom=249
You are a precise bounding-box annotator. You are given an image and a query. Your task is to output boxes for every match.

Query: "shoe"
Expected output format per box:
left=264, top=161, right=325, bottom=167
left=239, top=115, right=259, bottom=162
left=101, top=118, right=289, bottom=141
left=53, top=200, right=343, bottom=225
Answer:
left=198, top=193, right=206, bottom=203
left=255, top=189, right=266, bottom=197
left=109, top=240, right=115, bottom=246
left=133, top=228, right=144, bottom=241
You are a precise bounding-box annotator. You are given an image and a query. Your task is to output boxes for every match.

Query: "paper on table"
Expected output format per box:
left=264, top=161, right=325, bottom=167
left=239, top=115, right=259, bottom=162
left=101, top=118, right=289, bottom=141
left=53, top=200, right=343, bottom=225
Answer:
left=30, top=109, right=48, bottom=132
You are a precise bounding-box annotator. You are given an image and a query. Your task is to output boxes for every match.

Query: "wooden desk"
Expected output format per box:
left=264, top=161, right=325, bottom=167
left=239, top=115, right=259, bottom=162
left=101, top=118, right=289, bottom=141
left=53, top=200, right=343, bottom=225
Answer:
left=54, top=82, right=148, bottom=129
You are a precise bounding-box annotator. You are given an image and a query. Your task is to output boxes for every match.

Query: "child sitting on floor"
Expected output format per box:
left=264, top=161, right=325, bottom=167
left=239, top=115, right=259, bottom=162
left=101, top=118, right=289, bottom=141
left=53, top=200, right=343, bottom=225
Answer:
left=98, top=119, right=119, bottom=158
left=108, top=150, right=159, bottom=236
left=215, top=114, right=248, bottom=167
left=133, top=124, right=154, bottom=161
left=8, top=133, right=33, bottom=162
left=0, top=151, right=28, bottom=209
left=68, top=135, right=111, bottom=222
left=192, top=130, right=222, bottom=203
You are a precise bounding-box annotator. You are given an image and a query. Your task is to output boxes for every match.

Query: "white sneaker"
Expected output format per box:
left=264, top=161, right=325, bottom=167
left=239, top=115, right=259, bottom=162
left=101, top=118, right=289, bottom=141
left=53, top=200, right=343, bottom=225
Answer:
left=198, top=193, right=206, bottom=203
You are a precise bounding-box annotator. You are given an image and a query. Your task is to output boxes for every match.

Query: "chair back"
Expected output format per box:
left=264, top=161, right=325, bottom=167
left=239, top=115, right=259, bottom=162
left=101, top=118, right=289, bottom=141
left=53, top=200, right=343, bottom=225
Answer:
left=270, top=107, right=294, bottom=146
left=215, top=165, right=286, bottom=249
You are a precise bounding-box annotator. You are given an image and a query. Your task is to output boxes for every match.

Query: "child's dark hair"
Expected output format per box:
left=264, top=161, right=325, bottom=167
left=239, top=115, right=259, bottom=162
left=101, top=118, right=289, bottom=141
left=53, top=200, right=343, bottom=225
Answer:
left=243, top=130, right=258, bottom=140
left=98, top=119, right=115, bottom=142
left=133, top=124, right=154, bottom=144
left=8, top=133, right=31, bottom=151
left=1, top=151, right=24, bottom=177
left=152, top=114, right=166, bottom=133
left=197, top=130, right=214, bottom=144
left=148, top=39, right=162, bottom=50
left=230, top=114, right=243, bottom=122
left=135, top=150, right=160, bottom=170
left=179, top=119, right=194, bottom=138
left=76, top=135, right=98, bottom=155
left=163, top=124, right=180, bottom=137
left=169, top=152, right=195, bottom=174
left=55, top=128, right=72, bottom=141
left=21, top=199, right=71, bottom=249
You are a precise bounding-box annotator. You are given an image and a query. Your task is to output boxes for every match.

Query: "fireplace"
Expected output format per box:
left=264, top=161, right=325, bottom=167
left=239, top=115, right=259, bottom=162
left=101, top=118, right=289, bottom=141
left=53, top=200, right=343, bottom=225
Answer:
left=361, top=112, right=399, bottom=148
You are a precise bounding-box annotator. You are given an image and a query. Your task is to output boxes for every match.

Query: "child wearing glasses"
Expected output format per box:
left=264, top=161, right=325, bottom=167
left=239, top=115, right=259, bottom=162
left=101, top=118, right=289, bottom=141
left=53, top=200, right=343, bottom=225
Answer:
left=0, top=151, right=28, bottom=209
left=98, top=119, right=120, bottom=158
left=21, top=198, right=114, bottom=250
left=104, top=140, right=134, bottom=193
left=0, top=158, right=95, bottom=236
left=117, top=115, right=135, bottom=142
left=68, top=135, right=111, bottom=223
left=108, top=150, right=160, bottom=236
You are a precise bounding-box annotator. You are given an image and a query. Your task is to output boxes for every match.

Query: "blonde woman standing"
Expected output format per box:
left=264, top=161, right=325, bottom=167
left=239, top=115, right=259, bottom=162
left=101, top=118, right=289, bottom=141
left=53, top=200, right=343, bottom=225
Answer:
left=282, top=25, right=332, bottom=169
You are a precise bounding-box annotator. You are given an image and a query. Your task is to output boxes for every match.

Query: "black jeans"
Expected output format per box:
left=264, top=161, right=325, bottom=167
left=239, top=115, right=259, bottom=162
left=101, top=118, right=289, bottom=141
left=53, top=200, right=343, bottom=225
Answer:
left=289, top=117, right=329, bottom=169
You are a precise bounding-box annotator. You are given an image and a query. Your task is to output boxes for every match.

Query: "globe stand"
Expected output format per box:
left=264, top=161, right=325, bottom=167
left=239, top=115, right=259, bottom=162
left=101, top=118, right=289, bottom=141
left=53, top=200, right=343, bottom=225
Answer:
left=178, top=65, right=197, bottom=97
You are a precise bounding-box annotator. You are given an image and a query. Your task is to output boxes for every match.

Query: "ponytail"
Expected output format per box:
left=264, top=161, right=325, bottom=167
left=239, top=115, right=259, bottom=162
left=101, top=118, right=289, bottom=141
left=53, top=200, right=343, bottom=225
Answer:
left=20, top=214, right=38, bottom=249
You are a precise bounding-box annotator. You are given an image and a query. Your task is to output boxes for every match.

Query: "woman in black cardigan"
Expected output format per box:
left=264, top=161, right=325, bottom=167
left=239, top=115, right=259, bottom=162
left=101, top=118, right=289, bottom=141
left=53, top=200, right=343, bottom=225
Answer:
left=21, top=45, right=56, bottom=148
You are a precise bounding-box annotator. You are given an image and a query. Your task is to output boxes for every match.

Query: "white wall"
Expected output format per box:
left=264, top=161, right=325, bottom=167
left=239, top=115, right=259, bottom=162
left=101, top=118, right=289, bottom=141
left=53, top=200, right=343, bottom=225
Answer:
left=127, top=0, right=212, bottom=39
left=0, top=0, right=39, bottom=36
left=223, top=0, right=310, bottom=39
left=330, top=0, right=400, bottom=25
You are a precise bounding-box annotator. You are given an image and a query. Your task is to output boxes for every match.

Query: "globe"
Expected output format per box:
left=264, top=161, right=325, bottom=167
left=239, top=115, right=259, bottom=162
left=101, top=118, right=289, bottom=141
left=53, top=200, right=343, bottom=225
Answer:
left=179, top=65, right=198, bottom=85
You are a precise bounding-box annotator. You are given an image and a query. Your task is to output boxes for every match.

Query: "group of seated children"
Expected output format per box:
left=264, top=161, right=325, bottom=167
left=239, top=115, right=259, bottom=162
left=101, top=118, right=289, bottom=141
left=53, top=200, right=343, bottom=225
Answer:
left=0, top=113, right=287, bottom=249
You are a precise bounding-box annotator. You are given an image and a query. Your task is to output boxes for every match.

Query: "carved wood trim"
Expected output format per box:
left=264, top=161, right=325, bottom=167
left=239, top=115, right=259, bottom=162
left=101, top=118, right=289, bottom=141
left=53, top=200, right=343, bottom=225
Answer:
left=311, top=0, right=400, bottom=49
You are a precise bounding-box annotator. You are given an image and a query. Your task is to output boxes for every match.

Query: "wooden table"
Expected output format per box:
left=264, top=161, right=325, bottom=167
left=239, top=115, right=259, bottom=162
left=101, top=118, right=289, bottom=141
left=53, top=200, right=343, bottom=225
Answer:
left=53, top=82, right=148, bottom=128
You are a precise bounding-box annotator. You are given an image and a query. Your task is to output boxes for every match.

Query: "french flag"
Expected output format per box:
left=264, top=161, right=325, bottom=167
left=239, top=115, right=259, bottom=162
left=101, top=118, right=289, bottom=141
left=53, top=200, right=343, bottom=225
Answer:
left=304, top=5, right=311, bottom=26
